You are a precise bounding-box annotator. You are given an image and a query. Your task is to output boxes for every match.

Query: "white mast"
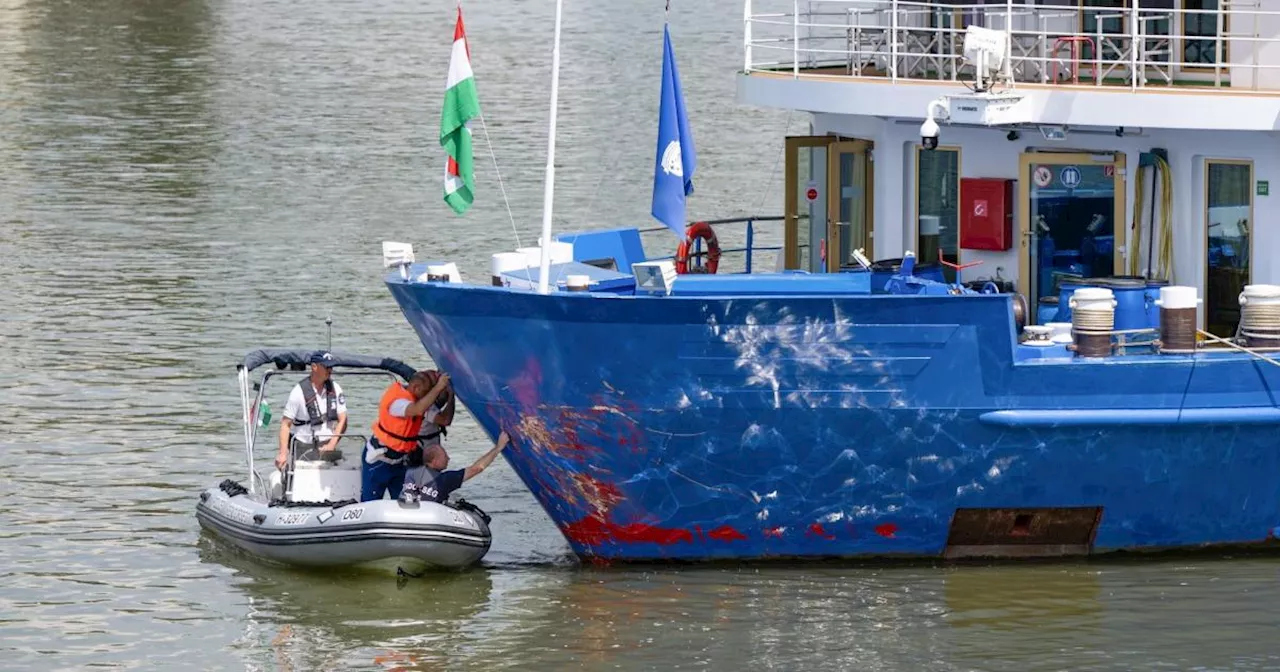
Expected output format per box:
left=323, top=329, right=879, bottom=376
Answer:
left=536, top=0, right=565, bottom=295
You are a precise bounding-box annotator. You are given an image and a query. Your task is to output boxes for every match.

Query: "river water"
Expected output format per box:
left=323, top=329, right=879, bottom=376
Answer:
left=3, top=0, right=1280, bottom=669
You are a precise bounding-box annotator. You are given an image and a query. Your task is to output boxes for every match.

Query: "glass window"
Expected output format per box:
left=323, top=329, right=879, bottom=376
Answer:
left=1028, top=162, right=1117, bottom=310
left=838, top=149, right=870, bottom=269
left=1082, top=0, right=1126, bottom=54
left=802, top=146, right=826, bottom=272
left=917, top=148, right=960, bottom=282
left=1205, top=161, right=1251, bottom=337
left=1183, top=0, right=1226, bottom=66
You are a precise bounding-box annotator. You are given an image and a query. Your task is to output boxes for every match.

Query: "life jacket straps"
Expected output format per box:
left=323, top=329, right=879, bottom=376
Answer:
left=300, top=380, right=338, bottom=428
left=375, top=423, right=419, bottom=446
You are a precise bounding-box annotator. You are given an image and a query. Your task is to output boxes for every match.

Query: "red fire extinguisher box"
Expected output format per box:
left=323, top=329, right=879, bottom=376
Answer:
left=959, top=178, right=1014, bottom=251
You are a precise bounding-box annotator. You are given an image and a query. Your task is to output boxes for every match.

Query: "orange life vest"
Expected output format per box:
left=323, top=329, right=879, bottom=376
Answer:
left=371, top=383, right=424, bottom=454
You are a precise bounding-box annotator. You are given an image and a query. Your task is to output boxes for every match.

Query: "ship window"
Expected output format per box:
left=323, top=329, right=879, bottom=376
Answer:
left=1204, top=160, right=1252, bottom=338
left=1081, top=0, right=1126, bottom=35
left=1079, top=0, right=1126, bottom=63
left=916, top=146, right=960, bottom=283
left=1182, top=0, right=1226, bottom=66
left=1141, top=0, right=1175, bottom=51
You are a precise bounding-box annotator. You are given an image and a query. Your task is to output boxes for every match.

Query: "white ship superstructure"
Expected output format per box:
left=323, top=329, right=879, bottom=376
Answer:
left=740, top=0, right=1278, bottom=335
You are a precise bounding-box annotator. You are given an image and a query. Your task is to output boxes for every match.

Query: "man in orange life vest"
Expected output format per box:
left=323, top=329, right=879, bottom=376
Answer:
left=362, top=370, right=452, bottom=502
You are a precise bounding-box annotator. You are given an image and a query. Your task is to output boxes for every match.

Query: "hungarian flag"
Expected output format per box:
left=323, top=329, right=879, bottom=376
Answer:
left=441, top=7, right=481, bottom=215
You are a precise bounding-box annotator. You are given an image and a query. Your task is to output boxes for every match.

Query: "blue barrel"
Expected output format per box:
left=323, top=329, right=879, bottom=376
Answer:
left=1098, top=277, right=1146, bottom=331
left=1056, top=277, right=1089, bottom=323
left=1037, top=296, right=1060, bottom=325
left=1144, top=278, right=1169, bottom=329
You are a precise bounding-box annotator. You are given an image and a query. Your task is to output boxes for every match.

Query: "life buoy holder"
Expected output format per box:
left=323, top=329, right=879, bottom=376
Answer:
left=674, top=221, right=721, bottom=274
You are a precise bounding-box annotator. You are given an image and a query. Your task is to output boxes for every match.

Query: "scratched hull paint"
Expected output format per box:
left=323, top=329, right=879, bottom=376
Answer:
left=385, top=271, right=1280, bottom=562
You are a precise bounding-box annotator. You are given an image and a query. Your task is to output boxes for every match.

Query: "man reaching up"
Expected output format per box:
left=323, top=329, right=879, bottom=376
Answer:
left=401, top=430, right=511, bottom=504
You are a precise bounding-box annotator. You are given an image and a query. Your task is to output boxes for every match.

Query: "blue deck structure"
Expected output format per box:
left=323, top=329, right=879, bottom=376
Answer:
left=385, top=247, right=1280, bottom=563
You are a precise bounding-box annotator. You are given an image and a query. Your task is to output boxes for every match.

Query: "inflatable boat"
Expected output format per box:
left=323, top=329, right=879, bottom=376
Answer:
left=195, top=348, right=492, bottom=572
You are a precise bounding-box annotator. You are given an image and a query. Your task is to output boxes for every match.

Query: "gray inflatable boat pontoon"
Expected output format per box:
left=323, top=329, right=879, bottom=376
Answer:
left=197, top=348, right=492, bottom=572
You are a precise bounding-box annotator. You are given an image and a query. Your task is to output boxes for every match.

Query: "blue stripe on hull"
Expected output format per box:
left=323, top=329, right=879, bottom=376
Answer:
left=386, top=275, right=1280, bottom=561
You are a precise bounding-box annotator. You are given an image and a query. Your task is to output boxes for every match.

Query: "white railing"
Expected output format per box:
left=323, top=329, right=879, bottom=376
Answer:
left=744, top=0, right=1280, bottom=92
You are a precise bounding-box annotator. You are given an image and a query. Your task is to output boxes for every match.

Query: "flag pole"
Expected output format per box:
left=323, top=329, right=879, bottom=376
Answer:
left=536, top=0, right=565, bottom=295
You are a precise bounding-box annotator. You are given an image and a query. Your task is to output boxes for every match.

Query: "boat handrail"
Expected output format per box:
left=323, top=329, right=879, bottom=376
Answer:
left=637, top=214, right=790, bottom=274
left=287, top=432, right=372, bottom=458
left=746, top=0, right=1280, bottom=93
left=240, top=361, right=414, bottom=496
left=248, top=368, right=402, bottom=445
left=250, top=431, right=377, bottom=496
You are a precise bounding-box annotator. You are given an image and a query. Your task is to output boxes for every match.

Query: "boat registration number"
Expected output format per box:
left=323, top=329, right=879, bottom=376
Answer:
left=276, top=512, right=309, bottom=525
left=341, top=507, right=364, bottom=522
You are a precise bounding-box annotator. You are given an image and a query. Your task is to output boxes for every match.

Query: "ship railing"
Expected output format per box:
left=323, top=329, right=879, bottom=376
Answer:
left=745, top=0, right=1280, bottom=92
left=637, top=215, right=793, bottom=274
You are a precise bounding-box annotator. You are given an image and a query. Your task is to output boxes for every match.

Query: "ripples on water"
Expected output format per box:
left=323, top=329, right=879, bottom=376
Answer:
left=3, top=0, right=1280, bottom=668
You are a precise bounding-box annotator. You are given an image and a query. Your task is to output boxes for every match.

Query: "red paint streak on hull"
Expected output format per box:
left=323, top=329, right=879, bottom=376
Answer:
left=562, top=515, right=694, bottom=546
left=706, top=525, right=748, bottom=542
left=806, top=523, right=836, bottom=540
left=571, top=473, right=624, bottom=512
left=875, top=523, right=899, bottom=538
left=763, top=527, right=785, bottom=538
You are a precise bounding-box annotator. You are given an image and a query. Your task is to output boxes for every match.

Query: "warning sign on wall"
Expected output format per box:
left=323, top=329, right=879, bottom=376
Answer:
left=1032, top=165, right=1052, bottom=188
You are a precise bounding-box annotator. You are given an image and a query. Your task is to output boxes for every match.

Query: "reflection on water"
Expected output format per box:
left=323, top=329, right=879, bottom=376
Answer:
left=6, top=0, right=1280, bottom=668
left=198, top=533, right=1280, bottom=672
left=944, top=563, right=1103, bottom=632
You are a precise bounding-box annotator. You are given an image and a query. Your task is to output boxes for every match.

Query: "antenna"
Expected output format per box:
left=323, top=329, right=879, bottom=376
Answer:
left=325, top=314, right=333, bottom=351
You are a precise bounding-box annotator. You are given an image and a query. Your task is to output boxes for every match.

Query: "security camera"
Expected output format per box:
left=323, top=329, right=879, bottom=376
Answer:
left=920, top=117, right=940, bottom=150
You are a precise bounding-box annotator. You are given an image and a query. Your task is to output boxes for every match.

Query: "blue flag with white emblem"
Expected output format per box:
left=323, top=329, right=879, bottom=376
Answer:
left=651, top=24, right=696, bottom=238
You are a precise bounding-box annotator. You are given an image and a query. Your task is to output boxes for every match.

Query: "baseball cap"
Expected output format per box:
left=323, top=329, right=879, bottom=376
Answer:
left=309, top=351, right=336, bottom=367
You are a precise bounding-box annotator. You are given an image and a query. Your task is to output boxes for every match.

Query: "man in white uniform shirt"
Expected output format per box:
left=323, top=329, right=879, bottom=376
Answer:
left=275, top=351, right=348, bottom=469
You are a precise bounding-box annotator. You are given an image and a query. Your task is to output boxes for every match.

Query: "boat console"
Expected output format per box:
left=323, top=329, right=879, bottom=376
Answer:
left=268, top=441, right=364, bottom=504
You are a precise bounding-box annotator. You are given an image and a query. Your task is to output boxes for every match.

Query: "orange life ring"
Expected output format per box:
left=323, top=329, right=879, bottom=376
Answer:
left=674, top=221, right=721, bottom=274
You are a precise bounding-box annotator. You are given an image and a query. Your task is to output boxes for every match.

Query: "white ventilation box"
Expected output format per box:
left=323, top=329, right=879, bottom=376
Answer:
left=944, top=92, right=1030, bottom=126
left=632, top=260, right=678, bottom=296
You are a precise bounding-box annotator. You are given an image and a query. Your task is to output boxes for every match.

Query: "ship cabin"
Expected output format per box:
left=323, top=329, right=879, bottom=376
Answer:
left=739, top=0, right=1280, bottom=337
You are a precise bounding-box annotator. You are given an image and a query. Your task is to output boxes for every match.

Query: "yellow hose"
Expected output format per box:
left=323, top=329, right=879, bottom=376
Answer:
left=1154, top=155, right=1173, bottom=281
left=1129, top=166, right=1145, bottom=276
left=1128, top=156, right=1174, bottom=280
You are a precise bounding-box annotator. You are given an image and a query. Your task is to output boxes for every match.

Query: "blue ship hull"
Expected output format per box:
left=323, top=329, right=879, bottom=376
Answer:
left=385, top=269, right=1280, bottom=562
